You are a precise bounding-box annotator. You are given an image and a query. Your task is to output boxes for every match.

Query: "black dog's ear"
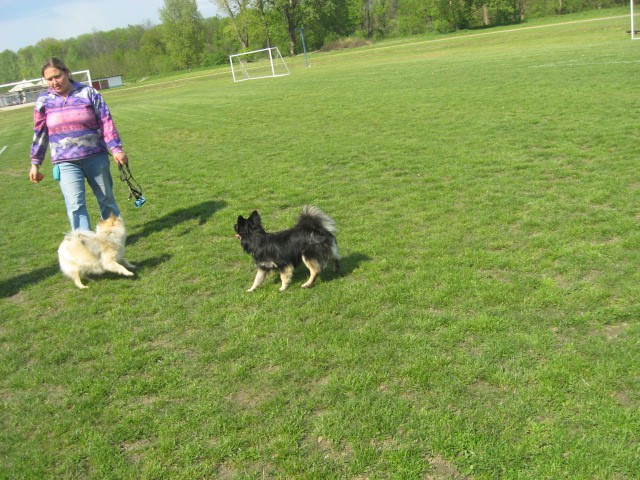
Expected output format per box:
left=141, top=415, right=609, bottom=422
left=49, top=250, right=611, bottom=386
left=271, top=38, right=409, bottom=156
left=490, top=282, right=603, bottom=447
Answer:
left=235, top=216, right=248, bottom=233
left=248, top=210, right=261, bottom=224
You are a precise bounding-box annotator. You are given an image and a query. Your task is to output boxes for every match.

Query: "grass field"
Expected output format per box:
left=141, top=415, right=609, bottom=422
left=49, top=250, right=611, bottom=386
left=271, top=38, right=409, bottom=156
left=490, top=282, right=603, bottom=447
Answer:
left=1, top=8, right=639, bottom=479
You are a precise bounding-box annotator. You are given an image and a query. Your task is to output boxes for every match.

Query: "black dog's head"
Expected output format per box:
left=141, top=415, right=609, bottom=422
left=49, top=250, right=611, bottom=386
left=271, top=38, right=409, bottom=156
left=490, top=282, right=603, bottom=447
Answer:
left=234, top=210, right=263, bottom=240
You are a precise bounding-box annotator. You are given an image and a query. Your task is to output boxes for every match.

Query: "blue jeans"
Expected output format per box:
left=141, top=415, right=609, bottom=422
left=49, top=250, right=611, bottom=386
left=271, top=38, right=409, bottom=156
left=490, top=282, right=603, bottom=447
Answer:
left=57, top=153, right=120, bottom=231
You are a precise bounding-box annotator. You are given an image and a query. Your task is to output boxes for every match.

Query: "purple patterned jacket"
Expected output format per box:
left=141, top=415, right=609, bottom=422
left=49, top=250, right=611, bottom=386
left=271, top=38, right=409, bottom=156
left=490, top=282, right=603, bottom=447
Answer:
left=30, top=81, right=124, bottom=165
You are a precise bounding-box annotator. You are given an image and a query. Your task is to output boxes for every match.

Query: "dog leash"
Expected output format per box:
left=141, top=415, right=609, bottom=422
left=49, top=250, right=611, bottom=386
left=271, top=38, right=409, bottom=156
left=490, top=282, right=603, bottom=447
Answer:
left=117, top=162, right=146, bottom=208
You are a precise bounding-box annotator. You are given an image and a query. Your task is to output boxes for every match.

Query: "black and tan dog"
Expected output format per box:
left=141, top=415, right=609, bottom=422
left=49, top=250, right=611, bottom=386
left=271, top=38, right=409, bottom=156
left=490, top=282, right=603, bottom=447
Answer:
left=234, top=206, right=340, bottom=292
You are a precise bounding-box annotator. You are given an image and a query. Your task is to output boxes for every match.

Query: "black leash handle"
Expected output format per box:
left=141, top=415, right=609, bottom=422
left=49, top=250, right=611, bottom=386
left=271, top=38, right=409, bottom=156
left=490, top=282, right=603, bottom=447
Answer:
left=118, top=163, right=146, bottom=207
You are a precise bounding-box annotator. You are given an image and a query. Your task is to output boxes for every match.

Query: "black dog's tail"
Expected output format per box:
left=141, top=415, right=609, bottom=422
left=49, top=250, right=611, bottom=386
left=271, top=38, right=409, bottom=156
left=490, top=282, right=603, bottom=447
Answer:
left=297, top=205, right=337, bottom=234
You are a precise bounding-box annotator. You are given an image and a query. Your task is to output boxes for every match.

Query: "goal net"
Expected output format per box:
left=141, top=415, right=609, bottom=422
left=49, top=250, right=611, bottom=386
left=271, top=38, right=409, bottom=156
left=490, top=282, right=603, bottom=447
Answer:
left=229, top=47, right=290, bottom=82
left=70, top=70, right=92, bottom=86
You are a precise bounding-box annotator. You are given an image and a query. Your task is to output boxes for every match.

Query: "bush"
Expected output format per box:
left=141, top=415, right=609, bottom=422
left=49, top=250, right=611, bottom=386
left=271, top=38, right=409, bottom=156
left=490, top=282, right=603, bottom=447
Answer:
left=319, top=36, right=372, bottom=52
left=201, top=51, right=229, bottom=67
left=433, top=19, right=454, bottom=34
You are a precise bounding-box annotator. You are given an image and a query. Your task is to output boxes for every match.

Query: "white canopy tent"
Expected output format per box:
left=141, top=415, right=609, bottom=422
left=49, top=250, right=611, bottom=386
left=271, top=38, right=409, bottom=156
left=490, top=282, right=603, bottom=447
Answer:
left=1, top=71, right=91, bottom=109
left=8, top=80, right=35, bottom=92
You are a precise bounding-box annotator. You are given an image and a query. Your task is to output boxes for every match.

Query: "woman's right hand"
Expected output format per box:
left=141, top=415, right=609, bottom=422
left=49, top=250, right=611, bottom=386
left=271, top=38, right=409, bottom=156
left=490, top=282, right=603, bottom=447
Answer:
left=29, top=164, right=44, bottom=183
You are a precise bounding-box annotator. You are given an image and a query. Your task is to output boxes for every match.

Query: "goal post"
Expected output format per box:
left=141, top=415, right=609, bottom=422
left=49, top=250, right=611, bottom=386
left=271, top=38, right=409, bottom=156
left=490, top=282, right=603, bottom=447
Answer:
left=229, top=47, right=290, bottom=82
left=632, top=0, right=639, bottom=40
left=71, top=70, right=93, bottom=86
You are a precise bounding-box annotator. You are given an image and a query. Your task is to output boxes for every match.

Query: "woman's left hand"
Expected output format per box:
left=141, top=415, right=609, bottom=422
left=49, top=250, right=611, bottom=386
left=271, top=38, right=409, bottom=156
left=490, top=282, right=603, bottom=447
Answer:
left=113, top=151, right=129, bottom=165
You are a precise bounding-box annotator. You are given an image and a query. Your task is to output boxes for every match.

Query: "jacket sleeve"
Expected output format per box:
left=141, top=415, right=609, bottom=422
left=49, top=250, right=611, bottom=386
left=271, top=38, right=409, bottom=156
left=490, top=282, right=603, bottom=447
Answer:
left=91, top=90, right=124, bottom=154
left=30, top=100, right=49, bottom=165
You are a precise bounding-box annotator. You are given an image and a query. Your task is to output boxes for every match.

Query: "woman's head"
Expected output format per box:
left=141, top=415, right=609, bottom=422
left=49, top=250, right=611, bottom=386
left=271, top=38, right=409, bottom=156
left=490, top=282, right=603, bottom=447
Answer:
left=41, top=58, right=72, bottom=96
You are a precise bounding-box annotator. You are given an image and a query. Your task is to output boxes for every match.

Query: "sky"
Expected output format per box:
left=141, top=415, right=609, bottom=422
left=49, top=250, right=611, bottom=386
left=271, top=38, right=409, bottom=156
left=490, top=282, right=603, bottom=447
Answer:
left=0, top=0, right=221, bottom=53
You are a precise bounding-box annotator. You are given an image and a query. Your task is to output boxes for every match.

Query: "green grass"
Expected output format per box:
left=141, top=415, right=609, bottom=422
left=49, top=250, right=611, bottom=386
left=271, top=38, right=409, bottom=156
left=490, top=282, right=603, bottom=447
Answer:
left=1, top=9, right=639, bottom=479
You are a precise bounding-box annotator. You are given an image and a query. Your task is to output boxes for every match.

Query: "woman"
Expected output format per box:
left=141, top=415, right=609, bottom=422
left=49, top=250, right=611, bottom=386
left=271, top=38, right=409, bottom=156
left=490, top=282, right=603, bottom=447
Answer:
left=29, top=57, right=129, bottom=231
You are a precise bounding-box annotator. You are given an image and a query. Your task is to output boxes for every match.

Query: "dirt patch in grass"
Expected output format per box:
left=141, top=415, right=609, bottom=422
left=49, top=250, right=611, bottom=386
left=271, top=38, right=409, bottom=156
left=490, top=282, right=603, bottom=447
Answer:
left=613, top=390, right=635, bottom=408
left=227, top=385, right=274, bottom=409
left=601, top=322, right=629, bottom=340
left=302, top=434, right=354, bottom=462
left=121, top=438, right=152, bottom=463
left=216, top=462, right=236, bottom=479
left=424, top=455, right=468, bottom=479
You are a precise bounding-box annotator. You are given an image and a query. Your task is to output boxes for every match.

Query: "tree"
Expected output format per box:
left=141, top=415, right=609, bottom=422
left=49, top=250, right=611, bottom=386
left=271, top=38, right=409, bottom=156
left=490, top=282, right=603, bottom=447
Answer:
left=396, top=0, right=435, bottom=35
left=473, top=0, right=524, bottom=26
left=36, top=38, right=67, bottom=61
left=372, top=0, right=398, bottom=37
left=304, top=0, right=360, bottom=45
left=139, top=25, right=176, bottom=74
left=141, top=26, right=167, bottom=57
left=211, top=0, right=252, bottom=49
left=0, top=50, right=20, bottom=83
left=431, top=0, right=474, bottom=31
left=160, top=0, right=206, bottom=69
left=254, top=0, right=277, bottom=48
left=267, top=0, right=302, bottom=55
left=16, top=46, right=44, bottom=79
left=511, top=0, right=528, bottom=21
left=202, top=16, right=234, bottom=65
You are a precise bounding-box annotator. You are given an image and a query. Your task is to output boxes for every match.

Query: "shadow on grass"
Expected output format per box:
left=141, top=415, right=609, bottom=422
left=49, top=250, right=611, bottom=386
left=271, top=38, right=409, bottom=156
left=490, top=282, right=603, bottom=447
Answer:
left=4, top=201, right=224, bottom=297
left=0, top=264, right=60, bottom=299
left=289, top=252, right=371, bottom=285
left=327, top=252, right=371, bottom=282
left=0, top=255, right=174, bottom=298
left=3, top=201, right=224, bottom=297
left=128, top=200, right=227, bottom=245
left=79, top=254, right=173, bottom=286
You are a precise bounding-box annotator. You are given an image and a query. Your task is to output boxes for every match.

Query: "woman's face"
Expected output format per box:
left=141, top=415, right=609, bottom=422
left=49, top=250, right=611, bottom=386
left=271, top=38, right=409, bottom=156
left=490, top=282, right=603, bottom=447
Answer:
left=43, top=67, right=71, bottom=96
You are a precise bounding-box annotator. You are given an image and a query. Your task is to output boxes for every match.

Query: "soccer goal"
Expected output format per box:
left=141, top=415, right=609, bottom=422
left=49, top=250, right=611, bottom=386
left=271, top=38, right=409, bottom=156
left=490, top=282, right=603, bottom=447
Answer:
left=71, top=70, right=93, bottom=86
left=229, top=47, right=290, bottom=82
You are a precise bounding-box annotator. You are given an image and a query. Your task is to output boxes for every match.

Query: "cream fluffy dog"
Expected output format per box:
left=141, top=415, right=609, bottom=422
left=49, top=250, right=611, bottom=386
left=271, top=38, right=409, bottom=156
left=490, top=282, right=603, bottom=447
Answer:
left=58, top=214, right=136, bottom=289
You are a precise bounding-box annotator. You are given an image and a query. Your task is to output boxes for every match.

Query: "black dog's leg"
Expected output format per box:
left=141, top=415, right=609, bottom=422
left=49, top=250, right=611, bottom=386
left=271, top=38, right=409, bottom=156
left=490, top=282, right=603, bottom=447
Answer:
left=279, top=265, right=294, bottom=291
left=301, top=256, right=321, bottom=289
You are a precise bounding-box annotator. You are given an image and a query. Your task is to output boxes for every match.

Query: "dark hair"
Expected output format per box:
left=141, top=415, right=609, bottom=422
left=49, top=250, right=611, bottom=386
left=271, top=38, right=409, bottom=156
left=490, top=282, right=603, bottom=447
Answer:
left=41, top=57, right=72, bottom=78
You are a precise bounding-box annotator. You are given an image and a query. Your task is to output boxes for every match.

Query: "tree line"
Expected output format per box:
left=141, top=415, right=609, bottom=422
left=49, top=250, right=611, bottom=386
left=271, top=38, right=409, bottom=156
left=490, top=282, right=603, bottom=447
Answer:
left=0, top=0, right=627, bottom=84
